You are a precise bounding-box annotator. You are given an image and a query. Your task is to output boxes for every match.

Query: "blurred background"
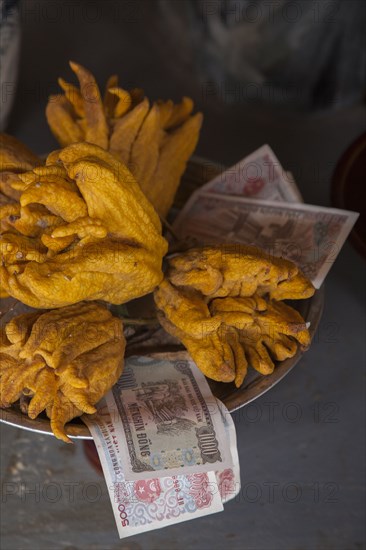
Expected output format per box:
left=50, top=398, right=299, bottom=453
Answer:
left=1, top=1, right=365, bottom=549
left=0, top=0, right=365, bottom=204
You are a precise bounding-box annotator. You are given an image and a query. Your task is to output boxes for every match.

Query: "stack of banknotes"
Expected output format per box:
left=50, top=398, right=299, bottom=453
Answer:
left=84, top=355, right=240, bottom=538
left=85, top=146, right=358, bottom=538
left=174, top=145, right=358, bottom=289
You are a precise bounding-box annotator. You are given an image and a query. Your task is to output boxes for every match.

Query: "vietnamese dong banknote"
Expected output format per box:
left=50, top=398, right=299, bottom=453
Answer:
left=214, top=398, right=241, bottom=504
left=200, top=144, right=303, bottom=203
left=84, top=403, right=224, bottom=539
left=105, top=355, right=233, bottom=481
left=173, top=192, right=359, bottom=289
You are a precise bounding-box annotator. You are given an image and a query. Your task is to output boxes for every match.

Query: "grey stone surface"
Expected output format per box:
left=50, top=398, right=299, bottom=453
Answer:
left=1, top=2, right=365, bottom=548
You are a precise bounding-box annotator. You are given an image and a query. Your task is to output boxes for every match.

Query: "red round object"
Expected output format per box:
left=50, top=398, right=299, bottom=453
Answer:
left=331, top=132, right=366, bottom=259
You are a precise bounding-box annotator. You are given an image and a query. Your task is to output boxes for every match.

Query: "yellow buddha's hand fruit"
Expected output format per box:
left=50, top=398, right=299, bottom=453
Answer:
left=0, top=302, right=125, bottom=442
left=0, top=142, right=168, bottom=308
left=155, top=246, right=315, bottom=388
left=46, top=62, right=202, bottom=217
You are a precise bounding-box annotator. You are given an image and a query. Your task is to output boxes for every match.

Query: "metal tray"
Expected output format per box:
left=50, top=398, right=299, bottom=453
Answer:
left=0, top=157, right=324, bottom=439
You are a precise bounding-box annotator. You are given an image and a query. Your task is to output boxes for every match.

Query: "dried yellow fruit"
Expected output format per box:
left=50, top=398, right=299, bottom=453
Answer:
left=46, top=62, right=202, bottom=217
left=0, top=302, right=125, bottom=442
left=168, top=245, right=315, bottom=300
left=0, top=142, right=168, bottom=308
left=155, top=245, right=314, bottom=387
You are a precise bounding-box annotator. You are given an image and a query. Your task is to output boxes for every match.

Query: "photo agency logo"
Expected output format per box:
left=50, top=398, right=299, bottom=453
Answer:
left=234, top=480, right=339, bottom=504
left=1, top=481, right=104, bottom=503
left=232, top=400, right=340, bottom=425
left=201, top=80, right=311, bottom=106
left=198, top=1, right=341, bottom=25
left=19, top=0, right=145, bottom=24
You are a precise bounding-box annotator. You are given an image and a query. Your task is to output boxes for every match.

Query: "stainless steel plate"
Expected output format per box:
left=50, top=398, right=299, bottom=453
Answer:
left=0, top=157, right=324, bottom=439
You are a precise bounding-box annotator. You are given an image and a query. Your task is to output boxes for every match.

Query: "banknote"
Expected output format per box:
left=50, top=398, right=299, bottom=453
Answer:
left=173, top=192, right=359, bottom=289
left=200, top=145, right=303, bottom=203
left=84, top=403, right=224, bottom=539
left=214, top=399, right=241, bottom=504
left=105, top=355, right=233, bottom=480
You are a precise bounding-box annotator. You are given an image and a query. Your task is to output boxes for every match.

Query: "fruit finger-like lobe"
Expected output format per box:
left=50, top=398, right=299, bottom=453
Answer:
left=20, top=173, right=87, bottom=223
left=235, top=298, right=311, bottom=376
left=147, top=112, right=203, bottom=218
left=130, top=104, right=163, bottom=191
left=269, top=270, right=315, bottom=301
left=4, top=311, right=43, bottom=346
left=0, top=133, right=42, bottom=172
left=6, top=205, right=62, bottom=241
left=156, top=99, right=174, bottom=128
left=164, top=97, right=194, bottom=129
left=158, top=312, right=236, bottom=384
left=109, top=98, right=150, bottom=163
left=0, top=172, right=24, bottom=201
left=154, top=280, right=220, bottom=339
left=51, top=217, right=107, bottom=240
left=108, top=87, right=132, bottom=118
left=18, top=302, right=114, bottom=369
left=58, top=78, right=85, bottom=118
left=129, top=88, right=144, bottom=108
left=0, top=232, right=47, bottom=264
left=0, top=302, right=125, bottom=442
left=46, top=95, right=84, bottom=147
left=261, top=300, right=311, bottom=348
left=154, top=282, right=247, bottom=387
left=59, top=142, right=164, bottom=235
left=27, top=366, right=59, bottom=419
left=66, top=160, right=165, bottom=256
left=103, top=74, right=119, bottom=118
left=69, top=62, right=109, bottom=149
left=229, top=329, right=248, bottom=388
left=47, top=392, right=81, bottom=443
left=167, top=245, right=315, bottom=300
left=209, top=295, right=265, bottom=327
